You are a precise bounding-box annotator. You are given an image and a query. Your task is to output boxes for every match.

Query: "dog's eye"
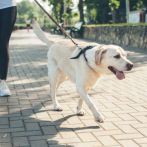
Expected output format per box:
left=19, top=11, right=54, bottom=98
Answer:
left=114, top=54, right=120, bottom=59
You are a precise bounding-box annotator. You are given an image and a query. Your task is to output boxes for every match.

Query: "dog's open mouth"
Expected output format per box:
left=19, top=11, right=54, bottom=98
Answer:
left=108, top=66, right=125, bottom=80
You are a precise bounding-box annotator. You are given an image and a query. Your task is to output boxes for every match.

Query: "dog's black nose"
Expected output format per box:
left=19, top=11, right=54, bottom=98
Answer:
left=127, top=63, right=133, bottom=70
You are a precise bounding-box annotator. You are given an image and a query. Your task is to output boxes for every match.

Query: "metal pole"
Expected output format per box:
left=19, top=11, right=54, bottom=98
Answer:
left=64, top=0, right=66, bottom=25
left=126, top=0, right=130, bottom=23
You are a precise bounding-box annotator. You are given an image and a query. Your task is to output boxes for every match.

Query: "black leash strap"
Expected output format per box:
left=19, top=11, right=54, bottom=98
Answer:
left=34, top=0, right=83, bottom=50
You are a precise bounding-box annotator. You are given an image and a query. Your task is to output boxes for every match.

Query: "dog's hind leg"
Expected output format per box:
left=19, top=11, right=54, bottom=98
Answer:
left=77, top=97, right=86, bottom=116
left=56, top=72, right=67, bottom=90
left=48, top=66, right=63, bottom=111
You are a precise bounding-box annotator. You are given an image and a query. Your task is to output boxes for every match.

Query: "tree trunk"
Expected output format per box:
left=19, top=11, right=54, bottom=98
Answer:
left=79, top=0, right=84, bottom=23
left=60, top=1, right=64, bottom=23
left=115, top=9, right=120, bottom=23
left=112, top=9, right=115, bottom=23
left=112, top=9, right=120, bottom=24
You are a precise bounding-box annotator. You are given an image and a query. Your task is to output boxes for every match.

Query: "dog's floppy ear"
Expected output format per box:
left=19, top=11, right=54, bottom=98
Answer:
left=118, top=47, right=127, bottom=57
left=95, top=46, right=107, bottom=65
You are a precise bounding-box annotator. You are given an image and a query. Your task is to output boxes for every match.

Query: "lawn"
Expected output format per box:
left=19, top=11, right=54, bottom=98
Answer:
left=15, top=23, right=147, bottom=27
left=83, top=23, right=147, bottom=27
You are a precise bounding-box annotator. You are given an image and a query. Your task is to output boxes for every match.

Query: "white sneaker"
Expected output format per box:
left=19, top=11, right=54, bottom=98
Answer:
left=0, top=80, right=11, bottom=96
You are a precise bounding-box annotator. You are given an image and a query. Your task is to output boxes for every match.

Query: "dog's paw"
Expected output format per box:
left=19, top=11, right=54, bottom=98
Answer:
left=94, top=111, right=105, bottom=123
left=77, top=109, right=86, bottom=116
left=54, top=105, right=63, bottom=111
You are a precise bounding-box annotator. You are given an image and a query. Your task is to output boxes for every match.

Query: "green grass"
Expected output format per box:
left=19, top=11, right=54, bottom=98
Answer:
left=15, top=24, right=28, bottom=27
left=15, top=23, right=56, bottom=27
left=15, top=23, right=147, bottom=28
left=83, top=23, right=147, bottom=27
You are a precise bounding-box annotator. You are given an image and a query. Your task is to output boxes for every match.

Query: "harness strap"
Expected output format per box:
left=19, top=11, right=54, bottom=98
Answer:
left=70, top=46, right=95, bottom=62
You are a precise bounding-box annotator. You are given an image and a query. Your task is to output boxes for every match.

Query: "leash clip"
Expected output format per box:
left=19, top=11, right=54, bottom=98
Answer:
left=75, top=44, right=83, bottom=50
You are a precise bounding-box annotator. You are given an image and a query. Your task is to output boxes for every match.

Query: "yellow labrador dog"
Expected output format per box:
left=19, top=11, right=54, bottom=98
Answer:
left=33, top=21, right=133, bottom=123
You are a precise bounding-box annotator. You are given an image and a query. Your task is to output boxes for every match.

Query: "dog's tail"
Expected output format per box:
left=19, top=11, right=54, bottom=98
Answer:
left=32, top=21, right=54, bottom=47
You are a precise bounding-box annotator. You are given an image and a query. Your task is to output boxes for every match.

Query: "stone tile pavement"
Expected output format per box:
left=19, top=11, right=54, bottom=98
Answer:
left=0, top=29, right=147, bottom=147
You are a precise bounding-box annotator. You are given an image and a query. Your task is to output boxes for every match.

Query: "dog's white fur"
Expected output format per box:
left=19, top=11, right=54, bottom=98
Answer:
left=33, top=21, right=133, bottom=123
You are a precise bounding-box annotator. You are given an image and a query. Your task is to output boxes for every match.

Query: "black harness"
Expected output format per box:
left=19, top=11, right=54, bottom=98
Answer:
left=70, top=46, right=95, bottom=62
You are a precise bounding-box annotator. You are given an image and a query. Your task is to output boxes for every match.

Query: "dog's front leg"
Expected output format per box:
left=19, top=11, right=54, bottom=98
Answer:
left=77, top=97, right=86, bottom=116
left=77, top=86, right=105, bottom=123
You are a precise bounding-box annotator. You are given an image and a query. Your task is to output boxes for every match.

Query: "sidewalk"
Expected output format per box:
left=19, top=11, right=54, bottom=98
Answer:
left=0, top=29, right=147, bottom=147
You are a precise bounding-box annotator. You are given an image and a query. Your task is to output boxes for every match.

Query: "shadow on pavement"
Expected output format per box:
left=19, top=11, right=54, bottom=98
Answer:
left=0, top=100, right=100, bottom=147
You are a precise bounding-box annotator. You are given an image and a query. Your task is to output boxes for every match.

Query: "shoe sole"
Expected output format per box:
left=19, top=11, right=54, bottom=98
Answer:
left=0, top=92, right=11, bottom=97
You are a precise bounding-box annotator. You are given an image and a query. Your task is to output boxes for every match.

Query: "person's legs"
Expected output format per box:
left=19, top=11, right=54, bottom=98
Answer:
left=27, top=26, right=29, bottom=32
left=0, top=6, right=17, bottom=81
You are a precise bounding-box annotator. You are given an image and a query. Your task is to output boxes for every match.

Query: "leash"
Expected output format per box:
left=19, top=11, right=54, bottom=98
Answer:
left=34, top=0, right=83, bottom=51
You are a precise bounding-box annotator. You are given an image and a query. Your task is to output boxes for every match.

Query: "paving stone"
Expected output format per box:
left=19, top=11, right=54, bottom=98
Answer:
left=35, top=112, right=50, bottom=119
left=117, top=114, right=136, bottom=121
left=47, top=138, right=81, bottom=145
left=117, top=124, right=137, bottom=133
left=118, top=140, right=140, bottom=147
left=140, top=144, right=147, bottom=147
left=0, top=128, right=25, bottom=133
left=25, top=123, right=40, bottom=131
left=29, top=134, right=61, bottom=141
left=134, top=138, right=147, bottom=144
left=0, top=125, right=9, bottom=129
left=113, top=133, right=143, bottom=140
left=30, top=140, right=48, bottom=147
left=0, top=133, right=11, bottom=142
left=12, top=131, right=42, bottom=137
left=138, top=128, right=147, bottom=137
left=67, top=142, right=102, bottom=147
left=77, top=132, right=98, bottom=142
left=22, top=109, right=34, bottom=116
left=98, top=136, right=119, bottom=146
left=0, top=118, right=9, bottom=125
left=100, top=122, right=118, bottom=130
left=59, top=130, right=77, bottom=139
left=12, top=137, right=29, bottom=146
left=0, top=143, right=12, bottom=147
left=50, top=145, right=66, bottom=147
left=10, top=120, right=23, bottom=128
left=93, top=130, right=123, bottom=136
left=41, top=126, right=58, bottom=135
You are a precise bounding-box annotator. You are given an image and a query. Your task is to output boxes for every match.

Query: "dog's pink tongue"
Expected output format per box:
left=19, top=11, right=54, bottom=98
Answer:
left=116, top=71, right=125, bottom=80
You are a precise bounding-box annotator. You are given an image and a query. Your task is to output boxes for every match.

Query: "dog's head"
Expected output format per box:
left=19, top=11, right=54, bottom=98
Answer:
left=95, top=45, right=133, bottom=80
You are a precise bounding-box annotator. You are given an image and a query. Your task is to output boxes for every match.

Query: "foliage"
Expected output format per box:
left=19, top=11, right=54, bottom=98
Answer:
left=85, top=0, right=111, bottom=24
left=62, top=13, right=69, bottom=20
left=109, top=0, right=120, bottom=10
left=43, top=0, right=73, bottom=23
left=16, top=0, right=147, bottom=26
left=16, top=0, right=50, bottom=24
left=133, top=0, right=145, bottom=10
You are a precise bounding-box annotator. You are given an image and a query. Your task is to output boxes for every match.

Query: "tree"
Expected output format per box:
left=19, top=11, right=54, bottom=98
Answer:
left=42, top=0, right=73, bottom=24
left=78, top=0, right=84, bottom=23
left=109, top=0, right=120, bottom=23
left=133, top=0, right=144, bottom=10
left=142, top=0, right=147, bottom=10
left=85, top=0, right=111, bottom=24
left=16, top=0, right=47, bottom=24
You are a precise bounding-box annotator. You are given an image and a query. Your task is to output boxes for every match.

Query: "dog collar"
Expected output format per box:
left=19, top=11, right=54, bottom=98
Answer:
left=70, top=46, right=95, bottom=62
